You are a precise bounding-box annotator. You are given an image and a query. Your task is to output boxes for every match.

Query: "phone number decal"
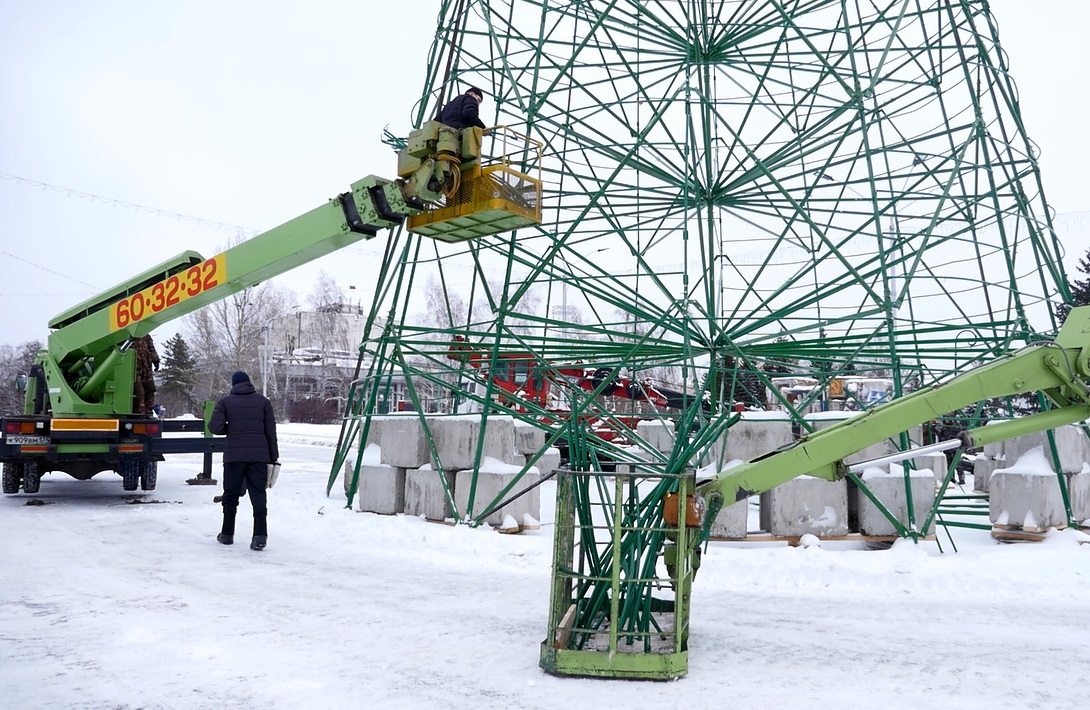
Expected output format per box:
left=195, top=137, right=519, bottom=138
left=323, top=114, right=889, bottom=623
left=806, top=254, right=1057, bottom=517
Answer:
left=110, top=254, right=227, bottom=331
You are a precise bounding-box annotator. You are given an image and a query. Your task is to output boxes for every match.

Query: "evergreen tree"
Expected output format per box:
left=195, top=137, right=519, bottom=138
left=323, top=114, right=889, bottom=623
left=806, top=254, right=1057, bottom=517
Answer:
left=158, top=333, right=199, bottom=416
left=1057, top=247, right=1090, bottom=322
left=761, top=337, right=798, bottom=375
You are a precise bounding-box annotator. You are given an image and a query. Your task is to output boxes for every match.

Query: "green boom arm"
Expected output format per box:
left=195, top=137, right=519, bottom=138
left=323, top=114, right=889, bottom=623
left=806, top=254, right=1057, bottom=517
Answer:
left=36, top=122, right=475, bottom=416
left=694, top=306, right=1090, bottom=531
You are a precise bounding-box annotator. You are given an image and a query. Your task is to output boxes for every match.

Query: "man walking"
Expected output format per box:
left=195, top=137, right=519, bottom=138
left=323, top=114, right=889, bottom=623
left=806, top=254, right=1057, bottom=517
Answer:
left=209, top=371, right=278, bottom=551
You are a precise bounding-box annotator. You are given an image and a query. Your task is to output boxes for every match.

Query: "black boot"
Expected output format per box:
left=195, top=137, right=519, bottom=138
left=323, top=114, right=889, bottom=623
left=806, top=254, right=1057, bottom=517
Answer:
left=250, top=535, right=267, bottom=551
left=217, top=533, right=234, bottom=545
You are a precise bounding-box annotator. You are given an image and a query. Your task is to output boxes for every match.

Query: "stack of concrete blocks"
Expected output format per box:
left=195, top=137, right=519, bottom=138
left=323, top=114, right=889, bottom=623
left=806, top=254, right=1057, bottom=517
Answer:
left=343, top=417, right=383, bottom=497
left=857, top=464, right=936, bottom=536
left=710, top=415, right=793, bottom=538
left=357, top=415, right=432, bottom=515
left=423, top=415, right=540, bottom=526
left=802, top=410, right=919, bottom=532
left=986, top=426, right=1090, bottom=530
left=977, top=424, right=1090, bottom=497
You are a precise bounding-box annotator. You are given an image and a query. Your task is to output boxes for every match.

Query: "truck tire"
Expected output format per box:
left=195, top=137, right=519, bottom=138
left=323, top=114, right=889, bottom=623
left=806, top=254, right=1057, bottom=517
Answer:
left=2, top=462, right=22, bottom=494
left=140, top=461, right=157, bottom=491
left=121, top=459, right=140, bottom=491
left=22, top=462, right=41, bottom=495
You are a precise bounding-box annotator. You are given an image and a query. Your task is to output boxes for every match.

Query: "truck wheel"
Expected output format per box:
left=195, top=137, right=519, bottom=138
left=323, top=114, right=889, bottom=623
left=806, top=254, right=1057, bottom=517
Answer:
left=22, top=462, right=41, bottom=495
left=121, top=459, right=140, bottom=491
left=140, top=461, right=157, bottom=491
left=2, top=463, right=22, bottom=494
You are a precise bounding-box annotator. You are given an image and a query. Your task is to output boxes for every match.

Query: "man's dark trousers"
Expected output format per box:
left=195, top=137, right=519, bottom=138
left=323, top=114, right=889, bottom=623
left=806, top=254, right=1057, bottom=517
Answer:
left=221, top=461, right=268, bottom=537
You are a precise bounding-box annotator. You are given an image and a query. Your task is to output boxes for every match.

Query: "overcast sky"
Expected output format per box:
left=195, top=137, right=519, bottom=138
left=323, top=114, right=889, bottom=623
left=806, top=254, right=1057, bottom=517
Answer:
left=1, top=0, right=1087, bottom=348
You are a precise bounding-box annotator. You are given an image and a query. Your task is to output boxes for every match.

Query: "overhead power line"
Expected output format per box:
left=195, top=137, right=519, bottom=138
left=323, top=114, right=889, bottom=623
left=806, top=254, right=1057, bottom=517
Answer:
left=0, top=171, right=259, bottom=235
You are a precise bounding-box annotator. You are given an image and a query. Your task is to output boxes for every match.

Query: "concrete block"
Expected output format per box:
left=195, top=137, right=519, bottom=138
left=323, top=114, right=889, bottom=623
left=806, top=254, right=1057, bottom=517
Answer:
left=1042, top=426, right=1090, bottom=474
left=376, top=415, right=432, bottom=469
left=989, top=467, right=1067, bottom=530
left=708, top=499, right=748, bottom=539
left=454, top=468, right=541, bottom=526
left=343, top=443, right=382, bottom=496
left=912, top=453, right=948, bottom=480
left=514, top=421, right=547, bottom=455
left=404, top=466, right=454, bottom=521
left=857, top=465, right=936, bottom=535
left=1067, top=471, right=1090, bottom=525
left=429, top=416, right=517, bottom=471
left=973, top=456, right=998, bottom=493
left=760, top=476, right=849, bottom=537
left=702, top=418, right=794, bottom=469
left=636, top=419, right=675, bottom=456
left=355, top=464, right=406, bottom=515
left=526, top=448, right=562, bottom=477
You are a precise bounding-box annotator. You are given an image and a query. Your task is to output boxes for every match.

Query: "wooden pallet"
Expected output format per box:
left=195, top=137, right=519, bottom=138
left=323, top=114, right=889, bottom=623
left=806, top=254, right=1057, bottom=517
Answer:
left=709, top=532, right=936, bottom=546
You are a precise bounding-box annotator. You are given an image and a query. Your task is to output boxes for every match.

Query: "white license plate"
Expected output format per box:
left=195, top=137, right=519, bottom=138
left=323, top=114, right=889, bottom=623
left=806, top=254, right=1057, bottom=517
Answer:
left=5, top=435, right=49, bottom=445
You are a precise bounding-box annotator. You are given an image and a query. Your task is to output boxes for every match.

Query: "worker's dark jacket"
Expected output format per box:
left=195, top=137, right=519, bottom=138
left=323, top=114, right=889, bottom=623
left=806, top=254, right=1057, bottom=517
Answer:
left=439, top=94, right=486, bottom=130
left=209, top=381, right=279, bottom=464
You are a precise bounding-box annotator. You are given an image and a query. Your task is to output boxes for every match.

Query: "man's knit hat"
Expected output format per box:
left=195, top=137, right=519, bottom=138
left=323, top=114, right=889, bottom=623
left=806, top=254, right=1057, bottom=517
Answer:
left=231, top=371, right=250, bottom=386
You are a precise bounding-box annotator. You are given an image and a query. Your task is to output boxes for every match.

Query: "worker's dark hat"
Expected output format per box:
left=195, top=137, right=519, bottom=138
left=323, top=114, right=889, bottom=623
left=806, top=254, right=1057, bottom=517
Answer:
left=468, top=86, right=485, bottom=98
left=232, top=371, right=250, bottom=386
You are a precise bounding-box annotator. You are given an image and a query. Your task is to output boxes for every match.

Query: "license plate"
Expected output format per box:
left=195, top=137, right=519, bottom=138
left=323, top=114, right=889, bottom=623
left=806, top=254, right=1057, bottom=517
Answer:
left=5, top=435, right=49, bottom=445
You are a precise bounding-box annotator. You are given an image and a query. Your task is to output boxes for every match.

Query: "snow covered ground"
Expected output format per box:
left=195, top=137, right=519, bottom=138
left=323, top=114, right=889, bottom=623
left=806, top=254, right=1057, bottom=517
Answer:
left=2, top=423, right=1088, bottom=709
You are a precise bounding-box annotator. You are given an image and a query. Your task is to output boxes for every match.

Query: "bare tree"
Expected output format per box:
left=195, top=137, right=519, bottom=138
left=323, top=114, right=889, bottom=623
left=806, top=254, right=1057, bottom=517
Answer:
left=0, top=341, right=42, bottom=414
left=301, top=272, right=353, bottom=413
left=182, top=235, right=290, bottom=401
left=420, top=275, right=474, bottom=331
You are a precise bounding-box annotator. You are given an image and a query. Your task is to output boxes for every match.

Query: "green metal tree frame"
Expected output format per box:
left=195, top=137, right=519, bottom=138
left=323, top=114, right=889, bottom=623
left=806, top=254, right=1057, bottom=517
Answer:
left=325, top=0, right=1072, bottom=678
left=331, top=0, right=1068, bottom=522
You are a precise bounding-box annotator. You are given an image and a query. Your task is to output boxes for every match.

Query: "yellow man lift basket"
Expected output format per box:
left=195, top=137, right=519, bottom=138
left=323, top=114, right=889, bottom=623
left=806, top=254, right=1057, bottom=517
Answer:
left=408, top=127, right=543, bottom=243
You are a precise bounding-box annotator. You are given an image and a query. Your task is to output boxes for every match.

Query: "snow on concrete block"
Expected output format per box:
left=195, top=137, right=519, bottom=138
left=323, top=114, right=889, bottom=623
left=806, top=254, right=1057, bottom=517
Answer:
left=355, top=464, right=406, bottom=515
left=430, top=416, right=517, bottom=470
left=998, top=431, right=1047, bottom=470
left=760, top=476, right=849, bottom=537
left=636, top=419, right=675, bottom=455
left=514, top=420, right=547, bottom=455
left=989, top=447, right=1067, bottom=530
left=858, top=465, right=936, bottom=535
left=453, top=462, right=540, bottom=526
left=404, top=466, right=454, bottom=521
left=989, top=426, right=1090, bottom=475
left=376, top=414, right=432, bottom=469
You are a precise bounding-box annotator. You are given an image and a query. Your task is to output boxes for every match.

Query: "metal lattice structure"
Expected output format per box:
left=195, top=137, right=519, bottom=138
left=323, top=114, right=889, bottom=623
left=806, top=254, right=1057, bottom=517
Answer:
left=330, top=2, right=1068, bottom=675
left=333, top=0, right=1067, bottom=503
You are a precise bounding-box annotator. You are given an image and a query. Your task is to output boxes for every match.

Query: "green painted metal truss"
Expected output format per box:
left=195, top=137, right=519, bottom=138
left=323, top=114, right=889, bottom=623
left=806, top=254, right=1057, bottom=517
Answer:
left=326, top=0, right=1071, bottom=678
left=331, top=0, right=1068, bottom=514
